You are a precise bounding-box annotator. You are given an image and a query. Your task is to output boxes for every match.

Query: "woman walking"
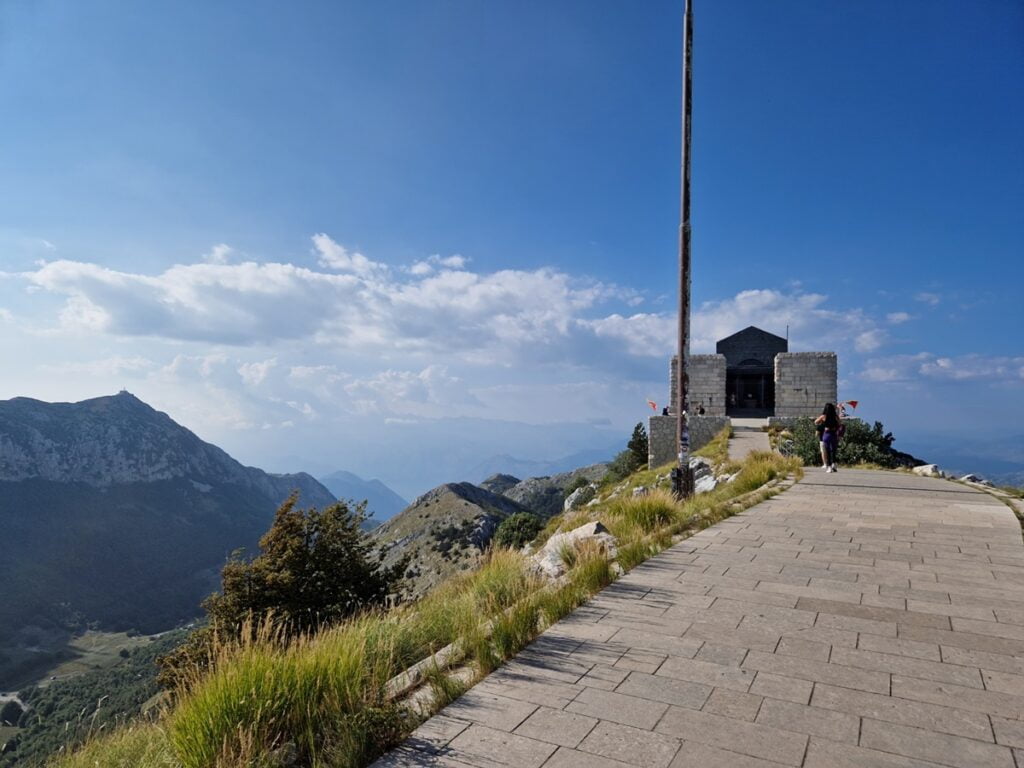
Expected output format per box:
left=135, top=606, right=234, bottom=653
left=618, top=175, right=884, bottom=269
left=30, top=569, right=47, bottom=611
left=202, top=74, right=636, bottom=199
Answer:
left=815, top=402, right=842, bottom=472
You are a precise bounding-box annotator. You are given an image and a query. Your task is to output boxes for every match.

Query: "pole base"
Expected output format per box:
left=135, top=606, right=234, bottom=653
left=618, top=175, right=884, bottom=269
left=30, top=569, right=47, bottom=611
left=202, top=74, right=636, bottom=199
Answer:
left=671, top=466, right=694, bottom=500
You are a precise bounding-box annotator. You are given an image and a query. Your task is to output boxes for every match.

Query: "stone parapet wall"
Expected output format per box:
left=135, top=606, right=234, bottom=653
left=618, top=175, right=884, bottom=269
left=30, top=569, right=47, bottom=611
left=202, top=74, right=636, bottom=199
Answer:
left=670, top=355, right=727, bottom=417
left=774, top=352, right=838, bottom=418
left=648, top=415, right=730, bottom=468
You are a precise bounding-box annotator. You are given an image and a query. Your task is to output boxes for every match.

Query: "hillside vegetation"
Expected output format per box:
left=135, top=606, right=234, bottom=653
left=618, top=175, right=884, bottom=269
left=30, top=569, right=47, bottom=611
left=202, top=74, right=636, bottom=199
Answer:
left=1, top=632, right=186, bottom=767
left=773, top=417, right=919, bottom=468
left=46, top=428, right=798, bottom=768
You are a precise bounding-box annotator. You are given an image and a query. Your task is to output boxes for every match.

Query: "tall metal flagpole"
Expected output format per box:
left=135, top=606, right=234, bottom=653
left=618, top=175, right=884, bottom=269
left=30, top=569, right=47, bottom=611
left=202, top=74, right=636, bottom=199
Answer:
left=673, top=0, right=694, bottom=499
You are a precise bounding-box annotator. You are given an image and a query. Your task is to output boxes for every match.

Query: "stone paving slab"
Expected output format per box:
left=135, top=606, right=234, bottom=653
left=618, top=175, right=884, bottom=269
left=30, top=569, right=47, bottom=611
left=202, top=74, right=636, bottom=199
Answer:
left=728, top=417, right=771, bottom=461
left=372, top=469, right=1024, bottom=767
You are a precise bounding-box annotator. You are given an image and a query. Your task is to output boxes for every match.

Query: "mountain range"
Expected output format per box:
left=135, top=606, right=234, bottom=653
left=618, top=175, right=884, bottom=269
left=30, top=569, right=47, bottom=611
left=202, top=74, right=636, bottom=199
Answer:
left=318, top=470, right=408, bottom=525
left=0, top=391, right=336, bottom=688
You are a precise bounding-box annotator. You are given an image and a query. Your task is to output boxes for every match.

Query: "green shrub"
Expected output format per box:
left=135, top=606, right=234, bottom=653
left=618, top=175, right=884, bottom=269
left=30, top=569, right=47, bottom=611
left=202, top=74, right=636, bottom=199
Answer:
left=158, top=494, right=404, bottom=690
left=563, top=475, right=590, bottom=494
left=785, top=417, right=901, bottom=468
left=492, top=512, right=543, bottom=550
left=603, top=449, right=638, bottom=485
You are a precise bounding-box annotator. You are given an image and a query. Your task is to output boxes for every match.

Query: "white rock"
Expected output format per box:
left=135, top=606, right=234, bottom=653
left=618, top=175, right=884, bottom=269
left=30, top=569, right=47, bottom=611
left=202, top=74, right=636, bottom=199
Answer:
left=912, top=464, right=945, bottom=478
left=632, top=486, right=648, bottom=498
left=960, top=473, right=993, bottom=486
left=531, top=521, right=617, bottom=579
left=563, top=485, right=596, bottom=512
left=694, top=474, right=717, bottom=494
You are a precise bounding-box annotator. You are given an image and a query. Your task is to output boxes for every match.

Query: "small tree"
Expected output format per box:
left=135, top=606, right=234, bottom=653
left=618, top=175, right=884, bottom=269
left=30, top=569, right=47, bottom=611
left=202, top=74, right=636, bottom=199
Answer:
left=492, top=513, right=542, bottom=550
left=157, top=494, right=404, bottom=689
left=627, top=423, right=649, bottom=470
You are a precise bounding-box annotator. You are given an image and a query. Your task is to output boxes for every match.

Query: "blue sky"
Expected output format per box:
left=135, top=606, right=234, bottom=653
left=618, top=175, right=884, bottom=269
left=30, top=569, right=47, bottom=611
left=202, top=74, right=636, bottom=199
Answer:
left=1, top=1, right=1022, bottom=494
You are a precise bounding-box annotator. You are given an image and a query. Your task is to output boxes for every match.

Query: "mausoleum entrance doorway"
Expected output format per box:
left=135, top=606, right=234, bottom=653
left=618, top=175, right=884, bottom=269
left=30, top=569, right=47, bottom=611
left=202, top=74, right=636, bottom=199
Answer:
left=726, top=362, right=775, bottom=417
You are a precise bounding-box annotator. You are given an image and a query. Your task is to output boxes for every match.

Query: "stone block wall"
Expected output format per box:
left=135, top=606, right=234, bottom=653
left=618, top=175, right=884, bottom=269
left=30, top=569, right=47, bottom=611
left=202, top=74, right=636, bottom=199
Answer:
left=669, top=354, right=726, bottom=417
left=648, top=415, right=730, bottom=468
left=774, top=352, right=838, bottom=418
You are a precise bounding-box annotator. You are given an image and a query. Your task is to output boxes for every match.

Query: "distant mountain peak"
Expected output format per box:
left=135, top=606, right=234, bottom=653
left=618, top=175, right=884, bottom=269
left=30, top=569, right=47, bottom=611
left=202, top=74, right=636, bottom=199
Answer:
left=0, top=393, right=334, bottom=503
left=318, top=468, right=407, bottom=524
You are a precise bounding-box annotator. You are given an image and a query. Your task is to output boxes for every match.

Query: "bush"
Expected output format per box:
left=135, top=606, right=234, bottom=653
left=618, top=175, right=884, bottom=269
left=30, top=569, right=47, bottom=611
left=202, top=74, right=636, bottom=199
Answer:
left=563, top=475, right=590, bottom=494
left=603, top=424, right=651, bottom=485
left=785, top=417, right=901, bottom=468
left=158, top=494, right=404, bottom=690
left=603, top=449, right=638, bottom=485
left=0, top=700, right=22, bottom=727
left=492, top=513, right=542, bottom=550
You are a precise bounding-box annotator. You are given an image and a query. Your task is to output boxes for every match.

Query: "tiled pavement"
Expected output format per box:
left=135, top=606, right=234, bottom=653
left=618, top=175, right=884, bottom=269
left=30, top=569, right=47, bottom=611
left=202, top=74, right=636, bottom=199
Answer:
left=372, top=469, right=1024, bottom=768
left=727, top=417, right=771, bottom=462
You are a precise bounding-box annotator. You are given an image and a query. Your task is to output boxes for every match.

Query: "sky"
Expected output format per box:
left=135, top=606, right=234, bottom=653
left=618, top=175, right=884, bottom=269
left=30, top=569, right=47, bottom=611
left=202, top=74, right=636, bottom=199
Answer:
left=1, top=0, right=1022, bottom=496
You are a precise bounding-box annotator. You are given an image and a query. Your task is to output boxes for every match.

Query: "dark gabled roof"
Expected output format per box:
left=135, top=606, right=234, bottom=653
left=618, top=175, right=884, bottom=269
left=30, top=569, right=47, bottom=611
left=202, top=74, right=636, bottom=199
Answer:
left=717, top=325, right=787, bottom=345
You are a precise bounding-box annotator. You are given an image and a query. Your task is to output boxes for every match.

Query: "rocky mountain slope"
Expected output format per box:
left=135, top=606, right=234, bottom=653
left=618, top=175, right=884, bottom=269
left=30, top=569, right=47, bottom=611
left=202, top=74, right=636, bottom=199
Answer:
left=372, top=483, right=530, bottom=597
left=373, top=464, right=607, bottom=597
left=318, top=469, right=408, bottom=525
left=495, top=463, right=608, bottom=518
left=0, top=392, right=335, bottom=688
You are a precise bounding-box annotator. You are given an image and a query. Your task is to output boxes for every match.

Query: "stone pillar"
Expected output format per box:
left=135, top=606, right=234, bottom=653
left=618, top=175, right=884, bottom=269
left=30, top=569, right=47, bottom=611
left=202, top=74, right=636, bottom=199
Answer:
left=773, top=352, right=838, bottom=418
left=669, top=354, right=726, bottom=417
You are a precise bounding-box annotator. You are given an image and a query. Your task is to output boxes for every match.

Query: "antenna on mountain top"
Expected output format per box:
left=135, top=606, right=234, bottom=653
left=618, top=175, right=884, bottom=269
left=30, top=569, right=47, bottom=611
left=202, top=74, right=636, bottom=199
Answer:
left=672, top=0, right=694, bottom=501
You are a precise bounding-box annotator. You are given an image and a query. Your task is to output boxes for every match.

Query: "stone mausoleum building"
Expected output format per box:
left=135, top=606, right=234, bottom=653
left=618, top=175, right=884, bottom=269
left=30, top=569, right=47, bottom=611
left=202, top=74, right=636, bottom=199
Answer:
left=649, top=326, right=837, bottom=467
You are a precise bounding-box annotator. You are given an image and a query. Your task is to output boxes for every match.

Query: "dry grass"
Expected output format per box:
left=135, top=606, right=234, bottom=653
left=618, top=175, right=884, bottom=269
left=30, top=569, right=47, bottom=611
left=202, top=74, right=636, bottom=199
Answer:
left=50, top=447, right=795, bottom=768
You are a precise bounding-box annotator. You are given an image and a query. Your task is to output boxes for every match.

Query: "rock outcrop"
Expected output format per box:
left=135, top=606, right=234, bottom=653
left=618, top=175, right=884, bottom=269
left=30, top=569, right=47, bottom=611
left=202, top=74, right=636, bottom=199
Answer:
left=372, top=483, right=532, bottom=598
left=531, top=522, right=618, bottom=579
left=500, top=463, right=608, bottom=519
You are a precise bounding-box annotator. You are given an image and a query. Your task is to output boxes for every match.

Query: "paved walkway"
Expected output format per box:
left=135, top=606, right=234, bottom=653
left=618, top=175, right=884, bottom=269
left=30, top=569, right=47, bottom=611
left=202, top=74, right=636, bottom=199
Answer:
left=728, top=417, right=771, bottom=462
left=374, top=469, right=1024, bottom=768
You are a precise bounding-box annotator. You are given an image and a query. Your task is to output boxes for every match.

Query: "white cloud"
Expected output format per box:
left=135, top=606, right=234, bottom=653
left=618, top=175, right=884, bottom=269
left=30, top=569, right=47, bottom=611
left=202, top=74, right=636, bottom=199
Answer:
left=312, top=233, right=384, bottom=276
left=855, top=329, right=887, bottom=353
left=919, top=355, right=1024, bottom=383
left=582, top=313, right=674, bottom=357
left=203, top=244, right=233, bottom=264
left=238, top=358, right=277, bottom=386
left=435, top=254, right=467, bottom=269
left=20, top=244, right=902, bottom=378
left=915, top=292, right=941, bottom=306
left=860, top=353, right=1024, bottom=385
left=40, top=355, right=156, bottom=377
left=690, top=289, right=882, bottom=355
left=886, top=312, right=911, bottom=325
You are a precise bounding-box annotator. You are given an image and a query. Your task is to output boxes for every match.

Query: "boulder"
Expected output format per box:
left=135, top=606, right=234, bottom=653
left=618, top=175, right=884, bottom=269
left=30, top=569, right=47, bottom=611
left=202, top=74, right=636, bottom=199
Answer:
left=912, top=464, right=945, bottom=478
left=564, top=484, right=596, bottom=512
left=531, top=521, right=617, bottom=579
left=694, top=474, right=718, bottom=494
left=960, top=473, right=993, bottom=487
